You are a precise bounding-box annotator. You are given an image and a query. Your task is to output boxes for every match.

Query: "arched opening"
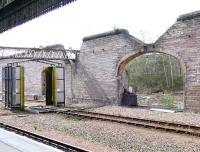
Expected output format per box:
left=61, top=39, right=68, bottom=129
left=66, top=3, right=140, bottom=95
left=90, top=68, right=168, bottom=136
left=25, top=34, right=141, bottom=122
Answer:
left=117, top=50, right=186, bottom=110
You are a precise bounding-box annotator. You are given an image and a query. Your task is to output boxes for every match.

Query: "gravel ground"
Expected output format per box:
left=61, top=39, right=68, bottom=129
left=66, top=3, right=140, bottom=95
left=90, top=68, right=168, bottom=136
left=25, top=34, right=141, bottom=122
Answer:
left=25, top=100, right=45, bottom=107
left=0, top=112, right=200, bottom=152
left=90, top=105, right=200, bottom=126
left=0, top=102, right=13, bottom=115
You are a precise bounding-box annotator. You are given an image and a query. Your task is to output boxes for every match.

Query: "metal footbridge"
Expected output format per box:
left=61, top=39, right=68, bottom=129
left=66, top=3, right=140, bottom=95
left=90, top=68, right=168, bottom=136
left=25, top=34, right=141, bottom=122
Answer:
left=0, top=46, right=79, bottom=61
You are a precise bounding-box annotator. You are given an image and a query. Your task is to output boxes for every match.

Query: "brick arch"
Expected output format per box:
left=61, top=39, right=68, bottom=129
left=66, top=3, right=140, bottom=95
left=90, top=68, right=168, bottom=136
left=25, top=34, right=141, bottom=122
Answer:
left=116, top=47, right=187, bottom=108
left=117, top=47, right=186, bottom=77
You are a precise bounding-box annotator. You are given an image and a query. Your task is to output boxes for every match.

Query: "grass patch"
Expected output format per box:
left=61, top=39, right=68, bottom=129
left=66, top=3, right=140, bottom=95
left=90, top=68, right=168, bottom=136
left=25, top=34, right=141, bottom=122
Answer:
left=160, top=94, right=175, bottom=108
left=32, top=124, right=42, bottom=131
left=138, top=99, right=146, bottom=105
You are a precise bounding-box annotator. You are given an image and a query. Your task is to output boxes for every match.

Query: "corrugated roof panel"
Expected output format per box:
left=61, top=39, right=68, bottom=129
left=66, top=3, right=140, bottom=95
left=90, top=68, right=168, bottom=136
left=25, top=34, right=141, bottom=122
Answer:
left=0, top=0, right=76, bottom=34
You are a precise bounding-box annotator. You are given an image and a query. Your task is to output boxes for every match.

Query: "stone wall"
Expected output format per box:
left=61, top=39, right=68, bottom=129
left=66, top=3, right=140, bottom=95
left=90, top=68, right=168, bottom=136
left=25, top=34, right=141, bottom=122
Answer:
left=71, top=29, right=143, bottom=104
left=73, top=11, right=200, bottom=111
left=154, top=11, right=200, bottom=111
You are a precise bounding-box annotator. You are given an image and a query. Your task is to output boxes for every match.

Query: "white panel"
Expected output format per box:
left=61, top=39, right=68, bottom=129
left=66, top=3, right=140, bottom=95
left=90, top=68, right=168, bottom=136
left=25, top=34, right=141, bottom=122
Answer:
left=12, top=66, right=21, bottom=107
left=15, top=67, right=21, bottom=79
left=56, top=67, right=65, bottom=105
left=56, top=67, right=64, bottom=79
left=12, top=93, right=16, bottom=105
left=56, top=80, right=64, bottom=92
left=15, top=94, right=21, bottom=105
left=15, top=80, right=20, bottom=93
left=56, top=93, right=64, bottom=103
left=12, top=78, right=16, bottom=94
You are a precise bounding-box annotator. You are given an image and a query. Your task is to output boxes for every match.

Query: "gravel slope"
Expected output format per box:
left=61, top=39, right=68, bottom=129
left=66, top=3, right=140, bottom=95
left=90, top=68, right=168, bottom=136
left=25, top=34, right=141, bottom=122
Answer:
left=90, top=106, right=200, bottom=126
left=0, top=113, right=200, bottom=152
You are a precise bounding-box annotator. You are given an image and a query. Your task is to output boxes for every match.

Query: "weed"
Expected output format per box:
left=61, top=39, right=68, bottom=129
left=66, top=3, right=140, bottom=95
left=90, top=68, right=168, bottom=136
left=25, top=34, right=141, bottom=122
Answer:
left=33, top=124, right=42, bottom=131
left=138, top=99, right=146, bottom=105
left=160, top=94, right=175, bottom=108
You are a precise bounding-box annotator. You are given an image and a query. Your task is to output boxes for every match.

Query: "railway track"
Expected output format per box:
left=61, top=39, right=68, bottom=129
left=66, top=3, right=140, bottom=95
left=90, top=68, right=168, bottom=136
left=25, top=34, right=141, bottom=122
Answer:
left=0, top=123, right=89, bottom=152
left=64, top=110, right=200, bottom=137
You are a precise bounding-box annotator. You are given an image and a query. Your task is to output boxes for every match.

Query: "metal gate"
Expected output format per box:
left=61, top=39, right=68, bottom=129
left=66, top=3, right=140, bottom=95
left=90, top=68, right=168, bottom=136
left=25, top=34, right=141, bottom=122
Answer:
left=2, top=65, right=24, bottom=109
left=55, top=66, right=65, bottom=107
left=42, top=66, right=65, bottom=106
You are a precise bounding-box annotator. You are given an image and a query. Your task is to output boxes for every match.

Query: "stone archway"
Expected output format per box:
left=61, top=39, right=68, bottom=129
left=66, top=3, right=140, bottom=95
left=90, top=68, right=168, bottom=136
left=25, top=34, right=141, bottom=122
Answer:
left=116, top=45, right=187, bottom=108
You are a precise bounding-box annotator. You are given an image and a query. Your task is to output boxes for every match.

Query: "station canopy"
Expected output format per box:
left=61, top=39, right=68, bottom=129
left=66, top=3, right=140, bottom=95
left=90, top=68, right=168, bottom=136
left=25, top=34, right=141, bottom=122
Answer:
left=0, top=0, right=76, bottom=34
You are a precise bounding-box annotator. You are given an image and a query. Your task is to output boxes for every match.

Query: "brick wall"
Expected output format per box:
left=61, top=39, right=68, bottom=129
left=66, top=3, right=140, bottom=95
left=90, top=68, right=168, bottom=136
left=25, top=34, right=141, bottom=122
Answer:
left=1, top=11, right=200, bottom=111
left=154, top=12, right=200, bottom=111
left=71, top=29, right=143, bottom=104
left=73, top=11, right=200, bottom=111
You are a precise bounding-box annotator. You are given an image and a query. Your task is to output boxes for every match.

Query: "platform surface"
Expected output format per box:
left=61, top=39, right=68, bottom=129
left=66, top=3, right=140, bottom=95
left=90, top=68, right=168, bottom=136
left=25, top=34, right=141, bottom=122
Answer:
left=0, top=128, right=63, bottom=152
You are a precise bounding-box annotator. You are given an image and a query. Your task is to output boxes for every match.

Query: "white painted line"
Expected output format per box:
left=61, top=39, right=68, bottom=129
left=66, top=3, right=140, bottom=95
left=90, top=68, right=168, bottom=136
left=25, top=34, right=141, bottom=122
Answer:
left=0, top=128, right=63, bottom=152
left=150, top=108, right=175, bottom=113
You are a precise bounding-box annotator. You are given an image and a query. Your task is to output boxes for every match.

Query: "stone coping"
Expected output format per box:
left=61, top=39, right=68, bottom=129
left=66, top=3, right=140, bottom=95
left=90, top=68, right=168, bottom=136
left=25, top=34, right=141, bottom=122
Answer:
left=177, top=10, right=200, bottom=21
left=82, top=29, right=129, bottom=41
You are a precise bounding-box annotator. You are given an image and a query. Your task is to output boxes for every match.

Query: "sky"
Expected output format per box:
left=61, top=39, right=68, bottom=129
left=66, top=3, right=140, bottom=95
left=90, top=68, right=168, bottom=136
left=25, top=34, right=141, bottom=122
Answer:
left=0, top=0, right=200, bottom=49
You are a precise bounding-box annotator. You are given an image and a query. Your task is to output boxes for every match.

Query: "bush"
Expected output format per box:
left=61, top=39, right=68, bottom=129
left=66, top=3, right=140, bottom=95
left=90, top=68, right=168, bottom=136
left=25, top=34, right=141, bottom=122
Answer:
left=126, top=53, right=183, bottom=92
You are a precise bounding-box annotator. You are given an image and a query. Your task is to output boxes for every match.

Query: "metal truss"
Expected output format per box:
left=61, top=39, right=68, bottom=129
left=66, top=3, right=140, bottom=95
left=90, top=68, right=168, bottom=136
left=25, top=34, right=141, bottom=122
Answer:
left=7, top=59, right=64, bottom=67
left=0, top=46, right=79, bottom=60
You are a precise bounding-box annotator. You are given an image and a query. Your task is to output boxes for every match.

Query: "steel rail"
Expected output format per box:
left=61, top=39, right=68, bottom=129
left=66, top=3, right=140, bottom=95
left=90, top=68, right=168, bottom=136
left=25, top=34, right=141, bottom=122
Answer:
left=0, top=122, right=89, bottom=152
left=64, top=110, right=200, bottom=137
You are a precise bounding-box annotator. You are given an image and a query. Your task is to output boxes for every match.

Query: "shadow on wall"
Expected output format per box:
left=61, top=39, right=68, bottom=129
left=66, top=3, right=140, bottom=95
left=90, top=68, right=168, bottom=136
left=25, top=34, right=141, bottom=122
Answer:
left=72, top=59, right=112, bottom=104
